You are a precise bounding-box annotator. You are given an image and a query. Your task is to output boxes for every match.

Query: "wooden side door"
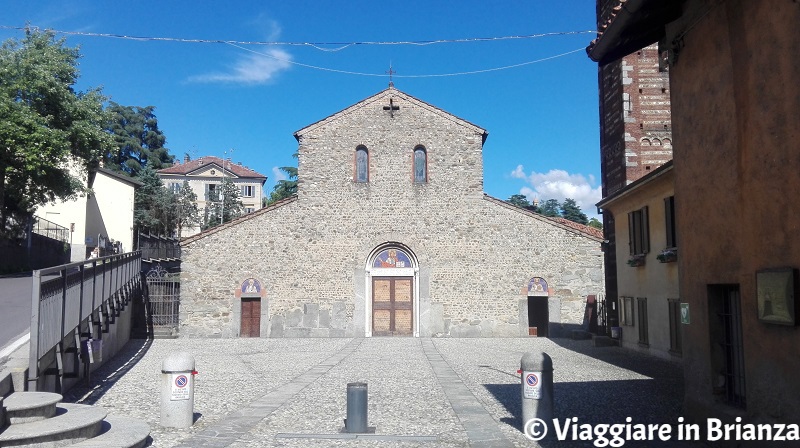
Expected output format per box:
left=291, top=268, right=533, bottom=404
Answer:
left=372, top=277, right=413, bottom=336
left=241, top=298, right=261, bottom=337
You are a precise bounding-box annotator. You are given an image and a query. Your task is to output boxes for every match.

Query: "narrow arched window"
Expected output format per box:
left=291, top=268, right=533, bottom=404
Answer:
left=413, top=146, right=427, bottom=183
left=355, top=146, right=369, bottom=183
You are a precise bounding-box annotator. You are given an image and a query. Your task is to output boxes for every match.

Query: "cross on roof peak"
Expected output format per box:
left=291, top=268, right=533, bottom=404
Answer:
left=386, top=63, right=396, bottom=88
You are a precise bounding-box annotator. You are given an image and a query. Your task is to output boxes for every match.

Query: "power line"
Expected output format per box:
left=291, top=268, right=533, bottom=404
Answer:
left=227, top=42, right=586, bottom=78
left=0, top=24, right=593, bottom=52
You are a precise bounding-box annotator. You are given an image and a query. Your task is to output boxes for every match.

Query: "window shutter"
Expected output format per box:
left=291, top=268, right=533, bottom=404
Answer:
left=642, top=206, right=650, bottom=253
left=665, top=196, right=676, bottom=248
left=628, top=212, right=635, bottom=255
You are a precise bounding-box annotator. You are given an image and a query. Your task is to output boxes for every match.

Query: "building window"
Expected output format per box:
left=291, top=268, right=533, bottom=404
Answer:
left=619, top=297, right=635, bottom=326
left=241, top=185, right=255, bottom=197
left=245, top=207, right=255, bottom=213
left=637, top=297, right=649, bottom=346
left=413, top=146, right=427, bottom=183
left=709, top=284, right=746, bottom=409
left=205, top=183, right=218, bottom=200
left=355, top=146, right=369, bottom=183
left=168, top=182, right=181, bottom=194
left=668, top=299, right=682, bottom=355
left=664, top=196, right=676, bottom=248
left=628, top=206, right=650, bottom=255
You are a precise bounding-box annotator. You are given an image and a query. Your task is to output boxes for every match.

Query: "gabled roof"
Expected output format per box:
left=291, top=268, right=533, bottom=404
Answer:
left=293, top=87, right=488, bottom=143
left=586, top=0, right=684, bottom=65
left=157, top=156, right=267, bottom=180
left=92, top=167, right=143, bottom=188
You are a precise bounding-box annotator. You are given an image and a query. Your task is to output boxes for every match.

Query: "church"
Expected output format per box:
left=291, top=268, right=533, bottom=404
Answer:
left=178, top=86, right=604, bottom=338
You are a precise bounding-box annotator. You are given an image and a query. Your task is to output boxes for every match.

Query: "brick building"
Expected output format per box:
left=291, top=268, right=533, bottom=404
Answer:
left=178, top=87, right=604, bottom=338
left=596, top=0, right=673, bottom=332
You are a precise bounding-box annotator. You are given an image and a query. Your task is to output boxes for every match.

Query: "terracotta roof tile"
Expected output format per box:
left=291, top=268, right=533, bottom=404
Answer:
left=157, top=156, right=266, bottom=179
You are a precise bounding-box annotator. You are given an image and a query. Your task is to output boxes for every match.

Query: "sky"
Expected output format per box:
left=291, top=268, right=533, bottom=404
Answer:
left=0, top=0, right=602, bottom=216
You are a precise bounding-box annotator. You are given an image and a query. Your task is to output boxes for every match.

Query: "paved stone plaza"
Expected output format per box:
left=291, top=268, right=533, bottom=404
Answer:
left=63, top=337, right=697, bottom=447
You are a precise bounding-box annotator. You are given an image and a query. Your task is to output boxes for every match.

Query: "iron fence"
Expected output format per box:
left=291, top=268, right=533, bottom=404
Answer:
left=28, top=251, right=142, bottom=391
left=145, top=265, right=181, bottom=329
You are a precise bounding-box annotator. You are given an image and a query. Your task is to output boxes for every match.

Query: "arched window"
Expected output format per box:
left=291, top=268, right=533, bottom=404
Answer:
left=355, top=146, right=369, bottom=183
left=413, top=146, right=427, bottom=183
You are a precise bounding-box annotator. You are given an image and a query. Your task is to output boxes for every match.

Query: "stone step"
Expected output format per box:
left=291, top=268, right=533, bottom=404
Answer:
left=0, top=403, right=106, bottom=447
left=69, top=414, right=151, bottom=448
left=4, top=391, right=63, bottom=424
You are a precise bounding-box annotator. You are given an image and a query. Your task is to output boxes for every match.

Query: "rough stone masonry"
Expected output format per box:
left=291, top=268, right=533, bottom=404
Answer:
left=179, top=87, right=604, bottom=338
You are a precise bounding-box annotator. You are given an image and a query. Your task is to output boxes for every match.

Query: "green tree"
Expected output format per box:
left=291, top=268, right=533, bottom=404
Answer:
left=134, top=164, right=175, bottom=235
left=175, top=180, right=200, bottom=237
left=267, top=152, right=298, bottom=205
left=203, top=177, right=245, bottom=229
left=0, top=29, right=113, bottom=233
left=560, top=198, right=589, bottom=225
left=104, top=102, right=172, bottom=177
left=588, top=217, right=603, bottom=230
left=506, top=194, right=530, bottom=208
left=540, top=199, right=561, bottom=217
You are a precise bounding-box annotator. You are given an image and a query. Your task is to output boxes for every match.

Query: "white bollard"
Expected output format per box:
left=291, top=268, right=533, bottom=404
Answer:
left=161, top=352, right=197, bottom=428
left=520, top=351, right=553, bottom=440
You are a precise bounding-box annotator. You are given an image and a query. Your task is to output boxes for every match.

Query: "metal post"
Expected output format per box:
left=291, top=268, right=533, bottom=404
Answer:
left=28, top=270, right=42, bottom=391
left=521, top=351, right=553, bottom=441
left=345, top=382, right=369, bottom=433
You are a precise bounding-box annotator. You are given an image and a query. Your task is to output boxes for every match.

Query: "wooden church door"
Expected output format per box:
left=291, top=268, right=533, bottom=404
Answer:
left=240, top=298, right=261, bottom=337
left=372, top=277, right=413, bottom=336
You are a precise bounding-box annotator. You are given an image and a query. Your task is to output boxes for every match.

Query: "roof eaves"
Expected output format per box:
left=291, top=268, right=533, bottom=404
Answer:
left=586, top=0, right=684, bottom=65
left=596, top=160, right=673, bottom=209
left=483, top=194, right=604, bottom=242
left=180, top=195, right=298, bottom=246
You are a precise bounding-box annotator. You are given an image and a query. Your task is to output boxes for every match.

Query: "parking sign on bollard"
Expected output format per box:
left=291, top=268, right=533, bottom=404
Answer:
left=161, top=352, right=198, bottom=428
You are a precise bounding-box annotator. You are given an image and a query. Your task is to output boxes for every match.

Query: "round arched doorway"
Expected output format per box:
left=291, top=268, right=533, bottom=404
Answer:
left=364, top=243, right=419, bottom=337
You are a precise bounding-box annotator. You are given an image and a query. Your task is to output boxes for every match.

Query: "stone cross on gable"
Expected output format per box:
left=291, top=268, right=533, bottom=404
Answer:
left=383, top=97, right=400, bottom=118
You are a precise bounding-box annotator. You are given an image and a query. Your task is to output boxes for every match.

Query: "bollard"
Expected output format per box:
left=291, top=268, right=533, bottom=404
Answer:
left=161, top=352, right=197, bottom=428
left=344, top=382, right=368, bottom=433
left=520, top=351, right=553, bottom=440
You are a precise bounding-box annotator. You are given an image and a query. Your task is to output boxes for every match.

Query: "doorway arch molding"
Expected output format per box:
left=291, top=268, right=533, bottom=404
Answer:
left=364, top=242, right=420, bottom=337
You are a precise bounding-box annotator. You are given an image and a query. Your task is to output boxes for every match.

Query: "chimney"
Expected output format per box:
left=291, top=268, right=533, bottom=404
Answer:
left=184, top=154, right=190, bottom=164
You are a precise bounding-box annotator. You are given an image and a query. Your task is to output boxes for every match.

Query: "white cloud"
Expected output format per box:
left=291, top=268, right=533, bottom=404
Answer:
left=272, top=166, right=287, bottom=182
left=189, top=49, right=292, bottom=85
left=511, top=166, right=602, bottom=215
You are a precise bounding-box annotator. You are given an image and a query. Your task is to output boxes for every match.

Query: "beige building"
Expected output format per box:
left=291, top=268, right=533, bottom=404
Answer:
left=157, top=156, right=267, bottom=237
left=597, top=161, right=679, bottom=359
left=38, top=167, right=141, bottom=261
left=179, top=87, right=605, bottom=338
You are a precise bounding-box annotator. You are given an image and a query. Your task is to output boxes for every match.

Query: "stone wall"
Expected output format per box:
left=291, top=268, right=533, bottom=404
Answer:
left=180, top=88, right=604, bottom=338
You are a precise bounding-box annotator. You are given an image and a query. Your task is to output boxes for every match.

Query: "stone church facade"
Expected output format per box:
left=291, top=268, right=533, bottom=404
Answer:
left=179, top=87, right=604, bottom=338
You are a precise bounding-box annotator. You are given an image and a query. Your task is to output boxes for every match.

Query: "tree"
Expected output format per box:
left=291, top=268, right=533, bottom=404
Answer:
left=540, top=199, right=561, bottom=217
left=266, top=152, right=298, bottom=205
left=0, top=29, right=114, bottom=233
left=175, top=180, right=200, bottom=237
left=560, top=198, right=589, bottom=225
left=588, top=217, right=603, bottom=230
left=203, top=177, right=245, bottom=229
left=507, top=194, right=530, bottom=208
left=104, top=102, right=172, bottom=177
left=134, top=164, right=175, bottom=235
left=505, top=194, right=539, bottom=213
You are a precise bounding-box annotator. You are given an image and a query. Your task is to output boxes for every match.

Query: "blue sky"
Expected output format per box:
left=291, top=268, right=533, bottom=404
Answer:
left=1, top=1, right=601, bottom=215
